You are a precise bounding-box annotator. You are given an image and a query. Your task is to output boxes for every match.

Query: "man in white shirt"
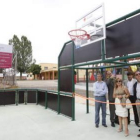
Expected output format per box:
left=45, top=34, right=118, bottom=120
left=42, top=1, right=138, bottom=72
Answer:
left=124, top=72, right=138, bottom=125
left=93, top=73, right=108, bottom=128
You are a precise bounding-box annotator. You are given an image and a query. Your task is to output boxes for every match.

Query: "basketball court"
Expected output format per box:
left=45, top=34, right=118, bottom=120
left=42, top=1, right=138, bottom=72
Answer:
left=0, top=103, right=139, bottom=140
left=1, top=2, right=140, bottom=139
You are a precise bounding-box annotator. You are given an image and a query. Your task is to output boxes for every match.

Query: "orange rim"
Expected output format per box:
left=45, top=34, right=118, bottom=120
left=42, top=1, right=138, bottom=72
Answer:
left=68, top=29, right=90, bottom=40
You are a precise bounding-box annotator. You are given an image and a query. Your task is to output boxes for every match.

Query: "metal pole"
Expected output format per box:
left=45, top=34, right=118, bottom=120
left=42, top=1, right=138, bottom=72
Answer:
left=86, top=69, right=89, bottom=113
left=15, top=90, right=18, bottom=106
left=57, top=58, right=60, bottom=114
left=45, top=91, right=48, bottom=109
left=101, top=40, right=106, bottom=60
left=36, top=90, right=38, bottom=105
left=72, top=41, right=75, bottom=121
left=72, top=67, right=75, bottom=121
left=14, top=51, right=17, bottom=85
left=25, top=90, right=27, bottom=105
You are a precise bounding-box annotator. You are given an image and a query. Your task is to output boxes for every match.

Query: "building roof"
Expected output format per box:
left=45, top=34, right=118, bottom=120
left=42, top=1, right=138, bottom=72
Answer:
left=41, top=68, right=58, bottom=73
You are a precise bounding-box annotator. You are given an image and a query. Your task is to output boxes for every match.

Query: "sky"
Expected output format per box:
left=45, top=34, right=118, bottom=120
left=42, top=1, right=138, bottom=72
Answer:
left=0, top=0, right=140, bottom=64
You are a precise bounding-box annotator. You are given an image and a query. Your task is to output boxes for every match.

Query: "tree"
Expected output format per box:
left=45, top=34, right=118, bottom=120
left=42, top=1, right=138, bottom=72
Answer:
left=29, top=64, right=41, bottom=79
left=9, top=35, right=32, bottom=79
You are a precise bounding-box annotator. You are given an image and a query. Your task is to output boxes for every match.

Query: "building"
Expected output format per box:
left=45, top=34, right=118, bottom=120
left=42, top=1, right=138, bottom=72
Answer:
left=37, top=63, right=95, bottom=81
left=38, top=63, right=58, bottom=80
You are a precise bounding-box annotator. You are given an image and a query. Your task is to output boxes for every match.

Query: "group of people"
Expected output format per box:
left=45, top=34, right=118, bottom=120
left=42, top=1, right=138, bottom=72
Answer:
left=93, top=71, right=140, bottom=137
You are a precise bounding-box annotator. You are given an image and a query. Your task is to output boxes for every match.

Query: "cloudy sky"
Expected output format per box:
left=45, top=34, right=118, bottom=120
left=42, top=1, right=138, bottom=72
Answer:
left=0, top=0, right=140, bottom=64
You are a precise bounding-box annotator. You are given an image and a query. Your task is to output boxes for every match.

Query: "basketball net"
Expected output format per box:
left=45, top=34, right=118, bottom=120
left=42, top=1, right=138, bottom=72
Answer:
left=75, top=38, right=81, bottom=49
left=68, top=29, right=90, bottom=48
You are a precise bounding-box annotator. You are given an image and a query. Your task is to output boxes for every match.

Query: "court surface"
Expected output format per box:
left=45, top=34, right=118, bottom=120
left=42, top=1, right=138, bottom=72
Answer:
left=0, top=103, right=139, bottom=140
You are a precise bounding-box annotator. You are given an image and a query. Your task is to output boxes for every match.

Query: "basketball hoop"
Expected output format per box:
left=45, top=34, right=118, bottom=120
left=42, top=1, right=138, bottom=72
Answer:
left=68, top=29, right=90, bottom=48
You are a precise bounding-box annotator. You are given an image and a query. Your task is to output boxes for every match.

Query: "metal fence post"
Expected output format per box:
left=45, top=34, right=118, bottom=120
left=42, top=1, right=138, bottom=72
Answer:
left=45, top=91, right=48, bottom=109
left=86, top=69, right=89, bottom=113
left=72, top=41, right=75, bottom=121
left=25, top=90, right=27, bottom=105
left=15, top=90, right=18, bottom=106
left=36, top=90, right=38, bottom=105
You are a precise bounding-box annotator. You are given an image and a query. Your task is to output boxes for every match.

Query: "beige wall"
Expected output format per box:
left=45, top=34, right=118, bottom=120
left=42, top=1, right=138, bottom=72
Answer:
left=38, top=63, right=58, bottom=80
left=39, top=63, right=58, bottom=71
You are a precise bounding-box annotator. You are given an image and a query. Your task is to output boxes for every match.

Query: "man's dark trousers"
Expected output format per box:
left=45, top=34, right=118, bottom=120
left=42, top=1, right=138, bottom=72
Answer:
left=109, top=100, right=116, bottom=123
left=128, top=95, right=139, bottom=125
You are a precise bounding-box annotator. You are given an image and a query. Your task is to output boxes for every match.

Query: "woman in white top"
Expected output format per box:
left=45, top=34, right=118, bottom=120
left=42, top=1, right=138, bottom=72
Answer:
left=113, top=78, right=130, bottom=137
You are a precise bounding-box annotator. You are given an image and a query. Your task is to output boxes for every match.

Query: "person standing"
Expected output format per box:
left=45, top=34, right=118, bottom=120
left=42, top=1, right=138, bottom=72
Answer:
left=113, top=78, right=130, bottom=137
left=124, top=72, right=138, bottom=125
left=134, top=71, right=140, bottom=137
left=106, top=71, right=117, bottom=127
left=93, top=73, right=108, bottom=128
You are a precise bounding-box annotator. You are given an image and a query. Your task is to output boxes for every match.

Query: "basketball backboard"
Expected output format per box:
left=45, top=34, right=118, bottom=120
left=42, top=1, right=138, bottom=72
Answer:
left=76, top=3, right=106, bottom=47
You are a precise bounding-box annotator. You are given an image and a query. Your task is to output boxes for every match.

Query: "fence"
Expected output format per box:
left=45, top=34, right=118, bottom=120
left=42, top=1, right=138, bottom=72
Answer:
left=0, top=88, right=74, bottom=120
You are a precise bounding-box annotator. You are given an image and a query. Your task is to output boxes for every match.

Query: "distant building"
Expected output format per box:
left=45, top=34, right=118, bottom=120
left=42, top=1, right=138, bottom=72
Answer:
left=37, top=63, right=58, bottom=80
left=37, top=63, right=94, bottom=81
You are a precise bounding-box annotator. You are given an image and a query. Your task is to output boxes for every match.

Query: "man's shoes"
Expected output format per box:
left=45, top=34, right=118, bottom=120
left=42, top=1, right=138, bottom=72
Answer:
left=137, top=134, right=140, bottom=137
left=95, top=124, right=99, bottom=128
left=114, top=121, right=119, bottom=125
left=111, top=122, right=115, bottom=127
left=102, top=124, right=107, bottom=127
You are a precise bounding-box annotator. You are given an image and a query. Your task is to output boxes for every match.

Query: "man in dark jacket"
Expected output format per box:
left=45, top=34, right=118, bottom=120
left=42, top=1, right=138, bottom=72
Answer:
left=106, top=71, right=117, bottom=127
left=134, top=71, right=140, bottom=137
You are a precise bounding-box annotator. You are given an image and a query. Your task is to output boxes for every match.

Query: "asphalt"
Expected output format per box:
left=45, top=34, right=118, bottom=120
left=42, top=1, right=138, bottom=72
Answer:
left=16, top=80, right=93, bottom=90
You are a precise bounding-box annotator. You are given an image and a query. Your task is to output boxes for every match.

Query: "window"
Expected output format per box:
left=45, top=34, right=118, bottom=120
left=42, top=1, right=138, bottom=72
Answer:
left=44, top=67, right=48, bottom=70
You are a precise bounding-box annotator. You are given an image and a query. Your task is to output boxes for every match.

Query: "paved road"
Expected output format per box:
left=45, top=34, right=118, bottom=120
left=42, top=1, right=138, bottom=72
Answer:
left=17, top=80, right=58, bottom=90
left=17, top=80, right=94, bottom=97
left=17, top=80, right=93, bottom=90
